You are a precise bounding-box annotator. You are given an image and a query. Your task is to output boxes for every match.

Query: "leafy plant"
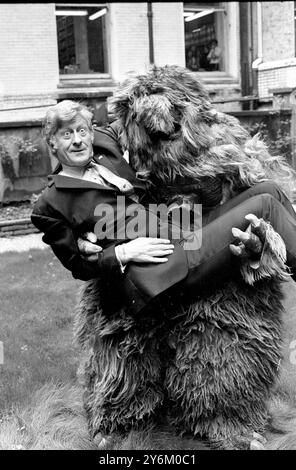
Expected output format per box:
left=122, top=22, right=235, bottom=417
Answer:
left=0, top=137, right=39, bottom=181
left=18, top=139, right=40, bottom=177
left=243, top=115, right=292, bottom=163
left=0, top=141, right=16, bottom=182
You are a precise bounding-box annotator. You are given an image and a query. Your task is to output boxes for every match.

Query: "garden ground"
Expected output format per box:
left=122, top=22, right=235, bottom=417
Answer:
left=1, top=237, right=296, bottom=449
left=0, top=241, right=210, bottom=450
left=0, top=247, right=81, bottom=412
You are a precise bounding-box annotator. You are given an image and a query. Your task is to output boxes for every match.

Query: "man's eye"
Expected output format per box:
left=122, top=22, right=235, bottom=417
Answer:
left=63, top=131, right=71, bottom=138
left=79, top=128, right=87, bottom=136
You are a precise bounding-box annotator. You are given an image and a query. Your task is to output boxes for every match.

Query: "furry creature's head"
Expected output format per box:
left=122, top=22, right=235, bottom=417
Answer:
left=109, top=65, right=296, bottom=201
left=109, top=65, right=219, bottom=181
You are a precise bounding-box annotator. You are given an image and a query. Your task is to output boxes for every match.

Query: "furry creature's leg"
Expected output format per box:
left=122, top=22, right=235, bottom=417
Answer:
left=181, top=192, right=294, bottom=293
left=204, top=181, right=296, bottom=224
left=75, top=279, right=166, bottom=439
left=165, top=278, right=284, bottom=449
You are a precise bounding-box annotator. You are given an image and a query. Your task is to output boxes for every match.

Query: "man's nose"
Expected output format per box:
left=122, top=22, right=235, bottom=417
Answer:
left=73, top=131, right=82, bottom=145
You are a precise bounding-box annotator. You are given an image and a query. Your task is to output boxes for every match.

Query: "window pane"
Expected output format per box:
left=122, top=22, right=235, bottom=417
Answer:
left=56, top=5, right=107, bottom=74
left=184, top=2, right=224, bottom=72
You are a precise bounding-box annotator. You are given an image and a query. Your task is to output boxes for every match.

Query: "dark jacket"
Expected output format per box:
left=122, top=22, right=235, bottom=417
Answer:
left=31, top=124, right=189, bottom=314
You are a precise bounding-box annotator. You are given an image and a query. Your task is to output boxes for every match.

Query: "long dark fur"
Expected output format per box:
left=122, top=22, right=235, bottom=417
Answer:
left=76, top=65, right=296, bottom=449
left=75, top=276, right=287, bottom=449
left=110, top=65, right=296, bottom=203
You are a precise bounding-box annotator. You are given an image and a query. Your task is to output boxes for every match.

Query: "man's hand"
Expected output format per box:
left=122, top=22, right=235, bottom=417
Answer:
left=77, top=233, right=175, bottom=265
left=116, top=238, right=174, bottom=264
left=77, top=232, right=102, bottom=262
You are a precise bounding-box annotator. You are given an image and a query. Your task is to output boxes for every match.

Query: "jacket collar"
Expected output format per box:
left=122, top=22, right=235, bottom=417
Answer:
left=48, top=173, right=115, bottom=191
left=93, top=154, right=146, bottom=191
left=48, top=157, right=146, bottom=193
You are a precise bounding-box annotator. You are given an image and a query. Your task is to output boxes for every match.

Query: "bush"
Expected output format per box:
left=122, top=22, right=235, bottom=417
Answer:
left=243, top=113, right=292, bottom=164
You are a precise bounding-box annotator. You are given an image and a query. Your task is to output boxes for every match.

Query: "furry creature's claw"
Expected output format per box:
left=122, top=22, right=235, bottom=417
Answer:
left=230, top=241, right=261, bottom=268
left=239, top=217, right=289, bottom=285
left=250, top=439, right=266, bottom=450
left=253, top=431, right=267, bottom=444
left=245, top=214, right=267, bottom=242
left=245, top=214, right=261, bottom=227
left=93, top=433, right=112, bottom=449
left=230, top=243, right=249, bottom=258
left=231, top=227, right=263, bottom=256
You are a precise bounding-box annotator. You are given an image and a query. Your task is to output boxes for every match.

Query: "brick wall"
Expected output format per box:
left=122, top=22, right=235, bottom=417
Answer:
left=107, top=2, right=185, bottom=82
left=258, top=59, right=296, bottom=99
left=107, top=3, right=150, bottom=82
left=262, top=2, right=295, bottom=62
left=0, top=3, right=59, bottom=99
left=151, top=2, right=185, bottom=67
left=257, top=2, right=296, bottom=100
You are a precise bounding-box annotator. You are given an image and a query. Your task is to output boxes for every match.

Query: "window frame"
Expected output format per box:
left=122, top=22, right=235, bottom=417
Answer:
left=183, top=2, right=226, bottom=73
left=55, top=2, right=109, bottom=80
left=183, top=2, right=240, bottom=81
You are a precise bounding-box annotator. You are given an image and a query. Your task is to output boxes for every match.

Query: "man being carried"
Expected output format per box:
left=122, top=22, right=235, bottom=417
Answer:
left=31, top=100, right=296, bottom=315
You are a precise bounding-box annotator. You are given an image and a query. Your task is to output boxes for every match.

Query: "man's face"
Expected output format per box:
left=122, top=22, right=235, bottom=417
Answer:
left=52, top=115, right=94, bottom=167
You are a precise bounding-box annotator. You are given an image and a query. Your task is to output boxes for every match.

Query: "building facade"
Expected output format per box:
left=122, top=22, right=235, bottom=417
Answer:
left=1, top=2, right=296, bottom=115
left=0, top=2, right=296, bottom=202
left=257, top=1, right=296, bottom=101
left=0, top=2, right=243, bottom=123
left=238, top=2, right=296, bottom=104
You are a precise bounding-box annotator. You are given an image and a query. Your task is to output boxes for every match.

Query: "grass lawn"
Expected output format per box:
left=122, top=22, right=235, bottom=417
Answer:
left=0, top=247, right=210, bottom=449
left=0, top=247, right=83, bottom=413
left=1, top=245, right=296, bottom=449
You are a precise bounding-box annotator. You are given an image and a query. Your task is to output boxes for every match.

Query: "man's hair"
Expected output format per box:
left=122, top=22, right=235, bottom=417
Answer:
left=43, top=100, right=93, bottom=146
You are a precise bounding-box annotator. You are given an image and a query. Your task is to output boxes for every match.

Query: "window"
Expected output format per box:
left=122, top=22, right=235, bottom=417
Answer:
left=55, top=4, right=108, bottom=75
left=184, top=2, right=225, bottom=72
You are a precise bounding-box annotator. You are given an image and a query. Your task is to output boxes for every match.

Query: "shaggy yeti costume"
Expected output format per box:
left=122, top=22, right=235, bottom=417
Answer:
left=75, top=65, right=296, bottom=449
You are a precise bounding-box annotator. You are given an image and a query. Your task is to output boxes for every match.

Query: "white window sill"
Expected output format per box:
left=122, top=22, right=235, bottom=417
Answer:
left=258, top=58, right=296, bottom=71
left=59, top=73, right=111, bottom=80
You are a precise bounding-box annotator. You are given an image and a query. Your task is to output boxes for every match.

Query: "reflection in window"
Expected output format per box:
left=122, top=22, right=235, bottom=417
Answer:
left=184, top=3, right=225, bottom=72
left=55, top=4, right=107, bottom=75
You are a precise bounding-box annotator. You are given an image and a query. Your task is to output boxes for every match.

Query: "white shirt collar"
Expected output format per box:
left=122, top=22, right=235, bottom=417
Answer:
left=59, top=164, right=86, bottom=179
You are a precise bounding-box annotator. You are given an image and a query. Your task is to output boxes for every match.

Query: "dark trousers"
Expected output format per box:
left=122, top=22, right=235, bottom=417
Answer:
left=181, top=181, right=296, bottom=291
